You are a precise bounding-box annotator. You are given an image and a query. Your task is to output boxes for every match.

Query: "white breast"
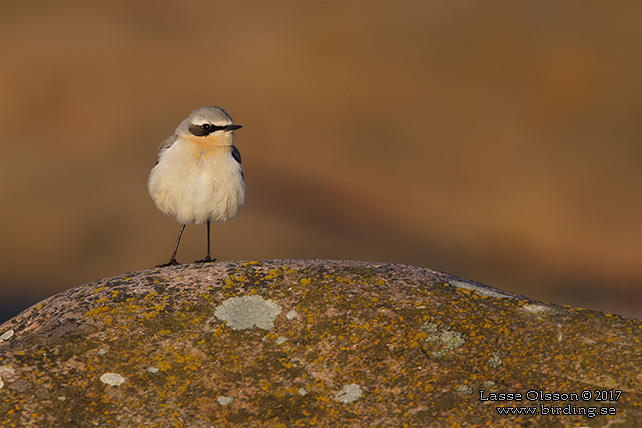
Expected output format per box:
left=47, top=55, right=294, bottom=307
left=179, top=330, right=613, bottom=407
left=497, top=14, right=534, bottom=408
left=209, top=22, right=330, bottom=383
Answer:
left=148, top=139, right=246, bottom=225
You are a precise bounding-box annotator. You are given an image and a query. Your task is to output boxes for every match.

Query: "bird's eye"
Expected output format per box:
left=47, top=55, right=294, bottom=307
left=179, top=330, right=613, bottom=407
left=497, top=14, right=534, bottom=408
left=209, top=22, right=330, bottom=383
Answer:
left=202, top=123, right=212, bottom=131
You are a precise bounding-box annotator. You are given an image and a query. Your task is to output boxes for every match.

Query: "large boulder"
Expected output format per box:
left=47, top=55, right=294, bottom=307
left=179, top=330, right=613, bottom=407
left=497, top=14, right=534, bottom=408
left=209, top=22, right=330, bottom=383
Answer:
left=1, top=260, right=640, bottom=427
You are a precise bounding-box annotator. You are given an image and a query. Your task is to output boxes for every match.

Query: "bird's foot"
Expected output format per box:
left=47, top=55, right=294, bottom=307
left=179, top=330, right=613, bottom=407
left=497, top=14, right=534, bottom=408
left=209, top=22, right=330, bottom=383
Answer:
left=157, top=258, right=180, bottom=267
left=195, top=255, right=217, bottom=264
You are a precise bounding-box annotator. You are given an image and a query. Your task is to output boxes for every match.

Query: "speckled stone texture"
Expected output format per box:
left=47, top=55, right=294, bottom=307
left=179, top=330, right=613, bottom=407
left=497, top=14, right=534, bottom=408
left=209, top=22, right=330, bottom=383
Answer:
left=1, top=260, right=640, bottom=427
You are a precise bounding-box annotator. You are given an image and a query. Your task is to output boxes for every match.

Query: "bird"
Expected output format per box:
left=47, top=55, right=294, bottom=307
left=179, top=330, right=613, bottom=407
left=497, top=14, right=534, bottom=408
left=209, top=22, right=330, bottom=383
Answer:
left=148, top=106, right=245, bottom=266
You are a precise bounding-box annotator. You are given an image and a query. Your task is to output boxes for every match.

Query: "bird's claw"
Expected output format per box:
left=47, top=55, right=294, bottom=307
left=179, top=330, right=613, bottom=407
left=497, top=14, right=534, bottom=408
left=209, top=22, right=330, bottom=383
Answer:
left=157, top=258, right=181, bottom=267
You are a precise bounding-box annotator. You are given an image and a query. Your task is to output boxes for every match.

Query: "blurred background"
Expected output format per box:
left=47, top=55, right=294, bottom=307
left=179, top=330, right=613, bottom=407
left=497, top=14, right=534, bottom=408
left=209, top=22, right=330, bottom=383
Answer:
left=1, top=1, right=641, bottom=321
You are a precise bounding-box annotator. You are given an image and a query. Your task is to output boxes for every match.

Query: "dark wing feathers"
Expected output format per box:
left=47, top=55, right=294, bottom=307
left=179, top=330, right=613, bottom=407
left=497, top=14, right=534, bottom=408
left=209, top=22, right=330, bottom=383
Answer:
left=231, top=145, right=244, bottom=180
left=231, top=145, right=242, bottom=164
left=154, top=134, right=178, bottom=165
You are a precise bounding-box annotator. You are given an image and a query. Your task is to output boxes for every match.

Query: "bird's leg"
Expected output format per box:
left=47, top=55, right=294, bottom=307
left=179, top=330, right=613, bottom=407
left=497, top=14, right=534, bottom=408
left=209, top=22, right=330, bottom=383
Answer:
left=158, top=224, right=185, bottom=267
left=206, top=220, right=212, bottom=261
left=196, top=221, right=216, bottom=263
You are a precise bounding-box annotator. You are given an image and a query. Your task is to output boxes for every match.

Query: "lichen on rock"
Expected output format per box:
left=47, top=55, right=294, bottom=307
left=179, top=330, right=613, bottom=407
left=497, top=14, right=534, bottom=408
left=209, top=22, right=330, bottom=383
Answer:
left=214, top=295, right=282, bottom=330
left=0, top=259, right=640, bottom=427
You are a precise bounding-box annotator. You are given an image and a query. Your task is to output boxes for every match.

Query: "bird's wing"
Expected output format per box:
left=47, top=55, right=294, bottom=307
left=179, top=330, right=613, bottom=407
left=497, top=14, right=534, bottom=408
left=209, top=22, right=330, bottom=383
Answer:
left=231, top=145, right=242, bottom=164
left=155, top=134, right=178, bottom=163
left=231, top=145, right=244, bottom=180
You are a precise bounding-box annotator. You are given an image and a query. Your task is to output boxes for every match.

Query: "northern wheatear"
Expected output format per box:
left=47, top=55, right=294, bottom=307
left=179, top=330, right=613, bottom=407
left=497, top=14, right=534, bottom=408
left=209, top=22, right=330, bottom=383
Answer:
left=148, top=106, right=245, bottom=266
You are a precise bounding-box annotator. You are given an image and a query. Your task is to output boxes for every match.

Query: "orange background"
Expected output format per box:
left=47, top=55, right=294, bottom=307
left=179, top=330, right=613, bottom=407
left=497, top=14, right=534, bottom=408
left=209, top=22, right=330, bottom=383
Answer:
left=1, top=1, right=641, bottom=320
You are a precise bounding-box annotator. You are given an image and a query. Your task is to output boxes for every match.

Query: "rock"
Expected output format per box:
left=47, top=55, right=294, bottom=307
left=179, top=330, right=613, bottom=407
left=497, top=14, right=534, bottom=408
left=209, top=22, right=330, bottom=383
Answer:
left=0, top=260, right=640, bottom=427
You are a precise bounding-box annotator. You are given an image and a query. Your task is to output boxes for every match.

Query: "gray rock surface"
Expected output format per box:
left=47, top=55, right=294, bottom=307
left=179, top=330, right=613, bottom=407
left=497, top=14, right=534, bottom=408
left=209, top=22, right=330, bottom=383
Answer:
left=1, top=260, right=640, bottom=427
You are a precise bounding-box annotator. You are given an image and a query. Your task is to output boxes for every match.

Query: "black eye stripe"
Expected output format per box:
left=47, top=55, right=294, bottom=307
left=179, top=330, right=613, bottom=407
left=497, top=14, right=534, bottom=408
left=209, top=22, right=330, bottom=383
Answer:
left=188, top=123, right=226, bottom=137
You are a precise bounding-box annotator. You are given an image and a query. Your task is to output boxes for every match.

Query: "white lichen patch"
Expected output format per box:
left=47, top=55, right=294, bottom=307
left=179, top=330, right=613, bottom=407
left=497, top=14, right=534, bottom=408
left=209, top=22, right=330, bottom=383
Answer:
left=0, top=365, right=16, bottom=387
left=276, top=336, right=287, bottom=345
left=100, top=372, right=125, bottom=386
left=97, top=348, right=108, bottom=355
left=0, top=329, right=14, bottom=342
left=435, top=331, right=465, bottom=357
left=0, top=366, right=15, bottom=375
left=334, top=384, right=363, bottom=403
left=286, top=309, right=299, bottom=320
left=457, top=385, right=473, bottom=395
left=449, top=279, right=514, bottom=299
left=422, top=322, right=439, bottom=334
left=214, top=295, right=282, bottom=330
left=147, top=367, right=159, bottom=373
left=521, top=304, right=553, bottom=314
left=217, top=396, right=233, bottom=405
left=298, top=387, right=308, bottom=396
left=423, top=323, right=466, bottom=358
left=488, top=352, right=503, bottom=368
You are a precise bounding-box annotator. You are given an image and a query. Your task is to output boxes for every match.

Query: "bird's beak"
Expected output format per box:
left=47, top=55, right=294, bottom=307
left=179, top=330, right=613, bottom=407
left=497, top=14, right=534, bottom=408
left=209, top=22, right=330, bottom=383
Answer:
left=224, top=124, right=242, bottom=131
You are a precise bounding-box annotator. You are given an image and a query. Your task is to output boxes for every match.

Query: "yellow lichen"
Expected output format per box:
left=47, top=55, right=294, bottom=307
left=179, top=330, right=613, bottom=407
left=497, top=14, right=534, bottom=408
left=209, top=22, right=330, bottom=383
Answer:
left=156, top=360, right=172, bottom=372
left=263, top=268, right=282, bottom=281
left=85, top=306, right=111, bottom=317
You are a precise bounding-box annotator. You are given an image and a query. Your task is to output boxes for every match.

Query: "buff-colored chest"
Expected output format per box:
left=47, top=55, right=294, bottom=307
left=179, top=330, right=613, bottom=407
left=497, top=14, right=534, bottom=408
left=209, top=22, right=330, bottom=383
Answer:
left=148, top=135, right=245, bottom=224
